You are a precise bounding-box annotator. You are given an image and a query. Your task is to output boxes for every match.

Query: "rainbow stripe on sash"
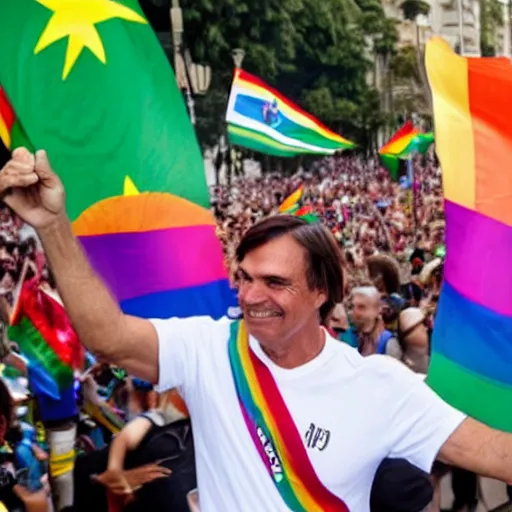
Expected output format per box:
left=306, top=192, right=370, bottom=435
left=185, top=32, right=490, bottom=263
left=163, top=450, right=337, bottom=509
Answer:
left=228, top=320, right=349, bottom=512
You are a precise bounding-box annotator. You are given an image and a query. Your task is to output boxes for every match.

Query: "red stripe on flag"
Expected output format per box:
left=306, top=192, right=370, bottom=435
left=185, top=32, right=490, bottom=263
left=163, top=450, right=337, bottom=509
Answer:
left=236, top=69, right=339, bottom=136
left=379, top=120, right=419, bottom=154
left=0, top=88, right=15, bottom=129
left=0, top=87, right=15, bottom=148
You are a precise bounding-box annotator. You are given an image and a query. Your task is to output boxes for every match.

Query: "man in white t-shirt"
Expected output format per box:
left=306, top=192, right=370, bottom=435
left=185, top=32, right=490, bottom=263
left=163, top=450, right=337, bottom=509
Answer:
left=2, top=148, right=512, bottom=511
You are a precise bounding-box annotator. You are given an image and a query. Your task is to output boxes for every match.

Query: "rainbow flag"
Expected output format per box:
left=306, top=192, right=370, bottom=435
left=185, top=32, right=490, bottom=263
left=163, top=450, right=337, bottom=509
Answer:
left=226, top=69, right=354, bottom=157
left=425, top=38, right=512, bottom=431
left=8, top=278, right=83, bottom=422
left=379, top=121, right=421, bottom=180
left=278, top=186, right=317, bottom=223
left=293, top=205, right=317, bottom=224
left=0, top=88, right=14, bottom=149
left=411, top=132, right=435, bottom=154
left=0, top=0, right=236, bottom=320
left=279, top=186, right=304, bottom=213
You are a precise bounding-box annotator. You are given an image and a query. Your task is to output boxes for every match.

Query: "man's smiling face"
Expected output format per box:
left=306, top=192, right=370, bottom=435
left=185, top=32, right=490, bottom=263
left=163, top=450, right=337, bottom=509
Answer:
left=236, top=234, right=325, bottom=349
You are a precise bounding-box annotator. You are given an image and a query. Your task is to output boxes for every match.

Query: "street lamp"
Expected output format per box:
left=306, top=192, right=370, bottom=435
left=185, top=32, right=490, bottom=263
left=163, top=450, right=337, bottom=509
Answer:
left=226, top=48, right=246, bottom=184
left=232, top=48, right=246, bottom=69
left=185, top=50, right=211, bottom=96
left=170, top=0, right=211, bottom=125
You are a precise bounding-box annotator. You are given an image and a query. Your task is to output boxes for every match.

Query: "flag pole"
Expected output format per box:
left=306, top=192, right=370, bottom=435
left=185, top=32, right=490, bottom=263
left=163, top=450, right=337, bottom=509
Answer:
left=407, top=156, right=417, bottom=232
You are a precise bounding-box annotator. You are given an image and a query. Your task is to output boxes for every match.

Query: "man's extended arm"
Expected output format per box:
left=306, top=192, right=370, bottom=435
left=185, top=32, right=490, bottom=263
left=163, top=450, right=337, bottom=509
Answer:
left=37, top=215, right=159, bottom=382
left=439, top=417, right=512, bottom=483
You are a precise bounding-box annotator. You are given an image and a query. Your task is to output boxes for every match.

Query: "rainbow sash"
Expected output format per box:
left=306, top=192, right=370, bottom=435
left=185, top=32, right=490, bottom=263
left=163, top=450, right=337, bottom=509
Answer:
left=228, top=320, right=349, bottom=512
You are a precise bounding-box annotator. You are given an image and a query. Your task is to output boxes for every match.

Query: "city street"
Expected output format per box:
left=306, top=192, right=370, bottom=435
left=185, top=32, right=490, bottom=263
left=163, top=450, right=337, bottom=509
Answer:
left=441, top=475, right=510, bottom=511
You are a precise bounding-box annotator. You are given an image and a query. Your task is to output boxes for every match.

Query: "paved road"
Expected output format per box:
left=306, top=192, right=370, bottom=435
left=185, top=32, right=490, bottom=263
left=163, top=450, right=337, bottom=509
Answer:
left=441, top=474, right=510, bottom=511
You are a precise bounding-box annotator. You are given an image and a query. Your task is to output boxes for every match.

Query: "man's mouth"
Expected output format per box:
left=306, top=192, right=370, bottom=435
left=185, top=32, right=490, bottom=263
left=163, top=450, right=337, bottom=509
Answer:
left=246, top=310, right=282, bottom=319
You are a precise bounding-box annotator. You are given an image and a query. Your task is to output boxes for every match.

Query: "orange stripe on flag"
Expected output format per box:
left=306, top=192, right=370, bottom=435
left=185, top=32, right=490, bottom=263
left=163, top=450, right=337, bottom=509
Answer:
left=279, top=185, right=303, bottom=213
left=468, top=57, right=512, bottom=226
left=379, top=120, right=420, bottom=155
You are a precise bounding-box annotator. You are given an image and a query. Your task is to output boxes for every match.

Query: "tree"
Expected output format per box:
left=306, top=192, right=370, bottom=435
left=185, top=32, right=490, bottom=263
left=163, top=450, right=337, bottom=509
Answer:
left=399, top=0, right=430, bottom=20
left=397, top=0, right=432, bottom=115
left=390, top=45, right=428, bottom=119
left=149, top=0, right=398, bottom=156
left=480, top=0, right=505, bottom=56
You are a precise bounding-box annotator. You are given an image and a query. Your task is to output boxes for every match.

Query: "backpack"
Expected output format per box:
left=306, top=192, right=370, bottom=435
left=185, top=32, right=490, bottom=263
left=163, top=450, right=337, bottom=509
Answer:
left=376, top=330, right=394, bottom=355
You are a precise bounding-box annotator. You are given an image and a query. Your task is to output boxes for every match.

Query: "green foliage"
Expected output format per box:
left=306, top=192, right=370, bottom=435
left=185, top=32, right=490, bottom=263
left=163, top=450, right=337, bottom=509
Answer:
left=173, top=0, right=397, bottom=154
left=390, top=45, right=420, bottom=83
left=480, top=0, right=504, bottom=56
left=399, top=0, right=430, bottom=20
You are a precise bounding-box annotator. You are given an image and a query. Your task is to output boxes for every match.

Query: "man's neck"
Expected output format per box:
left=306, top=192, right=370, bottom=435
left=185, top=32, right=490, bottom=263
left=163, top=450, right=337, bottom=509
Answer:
left=260, top=323, right=326, bottom=370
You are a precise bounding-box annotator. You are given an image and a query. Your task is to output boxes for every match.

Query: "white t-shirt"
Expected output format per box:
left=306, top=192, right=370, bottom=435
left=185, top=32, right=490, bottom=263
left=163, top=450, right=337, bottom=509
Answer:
left=153, top=316, right=465, bottom=512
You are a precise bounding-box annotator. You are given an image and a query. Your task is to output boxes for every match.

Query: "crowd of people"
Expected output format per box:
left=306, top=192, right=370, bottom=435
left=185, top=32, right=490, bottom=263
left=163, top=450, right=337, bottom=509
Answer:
left=0, top=151, right=494, bottom=512
left=212, top=154, right=445, bottom=286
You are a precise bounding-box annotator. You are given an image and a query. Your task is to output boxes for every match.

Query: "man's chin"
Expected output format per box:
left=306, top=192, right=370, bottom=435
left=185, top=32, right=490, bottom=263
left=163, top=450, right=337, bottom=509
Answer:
left=244, top=315, right=283, bottom=337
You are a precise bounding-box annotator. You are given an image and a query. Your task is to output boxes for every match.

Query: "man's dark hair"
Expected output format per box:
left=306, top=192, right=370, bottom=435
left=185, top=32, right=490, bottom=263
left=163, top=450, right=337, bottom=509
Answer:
left=235, top=215, right=344, bottom=323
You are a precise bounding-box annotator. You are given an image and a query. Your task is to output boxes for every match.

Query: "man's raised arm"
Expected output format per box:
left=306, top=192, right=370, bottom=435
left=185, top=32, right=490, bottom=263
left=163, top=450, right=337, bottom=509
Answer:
left=0, top=148, right=158, bottom=382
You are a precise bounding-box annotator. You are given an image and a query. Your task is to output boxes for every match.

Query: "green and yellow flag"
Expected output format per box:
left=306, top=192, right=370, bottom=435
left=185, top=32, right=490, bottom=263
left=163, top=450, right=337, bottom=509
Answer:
left=0, top=0, right=236, bottom=321
left=0, top=0, right=209, bottom=217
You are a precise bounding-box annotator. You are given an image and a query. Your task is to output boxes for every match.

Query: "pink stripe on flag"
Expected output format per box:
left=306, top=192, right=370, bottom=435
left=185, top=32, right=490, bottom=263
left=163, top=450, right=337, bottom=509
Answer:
left=444, top=200, right=512, bottom=316
left=79, top=225, right=227, bottom=302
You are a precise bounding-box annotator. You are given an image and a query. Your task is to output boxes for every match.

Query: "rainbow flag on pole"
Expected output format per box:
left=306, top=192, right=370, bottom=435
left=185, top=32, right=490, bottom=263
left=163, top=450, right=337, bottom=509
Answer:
left=278, top=186, right=317, bottom=223
left=8, top=274, right=83, bottom=423
left=426, top=37, right=512, bottom=431
left=379, top=121, right=419, bottom=180
left=279, top=186, right=304, bottom=213
left=379, top=122, right=434, bottom=180
left=226, top=69, right=354, bottom=157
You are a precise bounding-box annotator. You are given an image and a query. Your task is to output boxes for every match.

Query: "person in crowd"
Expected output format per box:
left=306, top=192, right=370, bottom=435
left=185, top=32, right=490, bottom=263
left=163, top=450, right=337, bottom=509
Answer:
left=348, top=286, right=401, bottom=358
left=3, top=147, right=512, bottom=511
left=0, top=377, right=50, bottom=512
left=397, top=307, right=430, bottom=375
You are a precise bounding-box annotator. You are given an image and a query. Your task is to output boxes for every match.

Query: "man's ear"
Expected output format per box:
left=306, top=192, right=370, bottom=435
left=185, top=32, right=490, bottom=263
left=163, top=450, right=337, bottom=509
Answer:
left=314, top=290, right=328, bottom=311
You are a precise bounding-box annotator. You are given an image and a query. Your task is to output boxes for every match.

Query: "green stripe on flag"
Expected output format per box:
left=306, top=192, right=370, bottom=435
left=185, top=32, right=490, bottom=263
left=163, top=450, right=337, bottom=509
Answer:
left=228, top=124, right=335, bottom=157
left=427, top=352, right=512, bottom=431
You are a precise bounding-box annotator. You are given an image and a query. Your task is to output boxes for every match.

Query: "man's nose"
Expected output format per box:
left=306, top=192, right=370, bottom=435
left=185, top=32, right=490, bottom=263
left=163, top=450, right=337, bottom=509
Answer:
left=239, top=280, right=267, bottom=304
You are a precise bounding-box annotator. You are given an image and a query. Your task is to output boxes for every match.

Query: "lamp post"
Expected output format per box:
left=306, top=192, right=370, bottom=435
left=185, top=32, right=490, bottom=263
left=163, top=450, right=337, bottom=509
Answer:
left=232, top=48, right=246, bottom=69
left=226, top=48, right=246, bottom=185
left=170, top=0, right=211, bottom=125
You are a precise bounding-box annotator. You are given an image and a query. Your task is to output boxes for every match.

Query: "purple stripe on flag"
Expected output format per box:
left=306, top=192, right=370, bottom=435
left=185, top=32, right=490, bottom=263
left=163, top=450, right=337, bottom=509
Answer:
left=79, top=225, right=227, bottom=302
left=444, top=200, right=512, bottom=316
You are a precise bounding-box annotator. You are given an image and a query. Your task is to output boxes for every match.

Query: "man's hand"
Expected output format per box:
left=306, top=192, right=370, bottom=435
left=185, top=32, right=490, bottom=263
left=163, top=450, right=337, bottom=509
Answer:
left=123, top=464, right=172, bottom=489
left=92, top=468, right=133, bottom=495
left=0, top=147, right=65, bottom=230
left=92, top=463, right=171, bottom=495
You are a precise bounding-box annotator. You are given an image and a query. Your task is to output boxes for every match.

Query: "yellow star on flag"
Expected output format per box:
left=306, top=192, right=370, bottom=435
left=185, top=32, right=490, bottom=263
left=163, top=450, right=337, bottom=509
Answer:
left=123, top=175, right=140, bottom=196
left=34, top=0, right=147, bottom=80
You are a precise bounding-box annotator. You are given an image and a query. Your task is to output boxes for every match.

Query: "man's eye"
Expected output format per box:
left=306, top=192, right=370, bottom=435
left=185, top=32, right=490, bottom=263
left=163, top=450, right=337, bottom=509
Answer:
left=237, top=272, right=250, bottom=283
